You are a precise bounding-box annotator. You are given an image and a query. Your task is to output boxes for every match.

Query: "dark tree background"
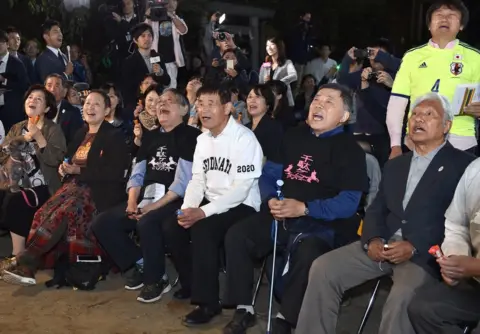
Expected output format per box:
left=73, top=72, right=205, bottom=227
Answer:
left=0, top=0, right=478, bottom=75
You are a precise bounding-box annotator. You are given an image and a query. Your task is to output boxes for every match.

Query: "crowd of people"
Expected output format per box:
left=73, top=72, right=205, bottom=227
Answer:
left=0, top=0, right=479, bottom=333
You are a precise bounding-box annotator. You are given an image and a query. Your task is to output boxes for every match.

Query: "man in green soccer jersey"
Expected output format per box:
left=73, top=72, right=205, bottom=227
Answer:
left=387, top=0, right=480, bottom=159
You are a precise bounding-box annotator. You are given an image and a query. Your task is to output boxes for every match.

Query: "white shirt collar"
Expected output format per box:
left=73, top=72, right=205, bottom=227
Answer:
left=47, top=46, right=60, bottom=56
left=123, top=13, right=136, bottom=22
left=208, top=116, right=236, bottom=138
left=0, top=52, right=9, bottom=63
left=428, top=39, right=458, bottom=49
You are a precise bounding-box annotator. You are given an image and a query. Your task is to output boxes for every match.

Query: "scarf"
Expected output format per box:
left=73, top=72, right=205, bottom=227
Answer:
left=139, top=111, right=158, bottom=131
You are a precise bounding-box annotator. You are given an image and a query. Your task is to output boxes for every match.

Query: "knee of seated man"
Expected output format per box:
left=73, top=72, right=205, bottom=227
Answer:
left=136, top=214, right=155, bottom=233
left=295, top=237, right=331, bottom=267
left=224, top=221, right=248, bottom=249
left=308, top=252, right=338, bottom=282
left=90, top=211, right=112, bottom=235
left=407, top=295, right=432, bottom=321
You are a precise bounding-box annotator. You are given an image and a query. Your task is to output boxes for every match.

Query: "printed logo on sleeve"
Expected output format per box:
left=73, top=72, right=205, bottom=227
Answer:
left=237, top=165, right=255, bottom=173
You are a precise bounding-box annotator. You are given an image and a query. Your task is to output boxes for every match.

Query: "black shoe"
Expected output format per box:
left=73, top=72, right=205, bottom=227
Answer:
left=223, top=309, right=256, bottom=334
left=137, top=278, right=172, bottom=303
left=124, top=264, right=144, bottom=290
left=173, top=287, right=191, bottom=300
left=272, top=318, right=292, bottom=334
left=182, top=303, right=222, bottom=326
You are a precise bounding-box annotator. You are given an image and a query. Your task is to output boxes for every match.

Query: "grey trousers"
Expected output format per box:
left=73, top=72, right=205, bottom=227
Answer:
left=296, top=241, right=436, bottom=334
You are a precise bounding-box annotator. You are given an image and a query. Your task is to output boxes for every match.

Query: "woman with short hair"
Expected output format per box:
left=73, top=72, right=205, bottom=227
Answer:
left=2, top=90, right=130, bottom=286
left=0, top=85, right=66, bottom=272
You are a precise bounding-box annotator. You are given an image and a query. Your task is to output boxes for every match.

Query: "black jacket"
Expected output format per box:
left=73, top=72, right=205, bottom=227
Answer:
left=361, top=143, right=476, bottom=277
left=105, top=16, right=140, bottom=60
left=0, top=55, right=29, bottom=132
left=35, top=48, right=68, bottom=84
left=17, top=53, right=36, bottom=85
left=56, top=100, right=85, bottom=146
left=205, top=65, right=250, bottom=96
left=121, top=50, right=170, bottom=111
left=68, top=122, right=129, bottom=212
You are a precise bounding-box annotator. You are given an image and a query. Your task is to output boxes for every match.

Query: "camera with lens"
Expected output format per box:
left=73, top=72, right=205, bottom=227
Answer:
left=216, top=58, right=227, bottom=68
left=148, top=0, right=169, bottom=22
left=354, top=48, right=374, bottom=60
left=217, top=32, right=228, bottom=42
left=367, top=71, right=379, bottom=81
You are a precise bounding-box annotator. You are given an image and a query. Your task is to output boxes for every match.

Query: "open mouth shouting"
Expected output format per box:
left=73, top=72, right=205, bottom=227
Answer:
left=311, top=111, right=324, bottom=121
left=412, top=125, right=426, bottom=134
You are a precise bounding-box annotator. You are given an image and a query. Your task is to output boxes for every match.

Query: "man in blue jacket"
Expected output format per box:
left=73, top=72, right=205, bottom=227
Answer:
left=222, top=83, right=369, bottom=334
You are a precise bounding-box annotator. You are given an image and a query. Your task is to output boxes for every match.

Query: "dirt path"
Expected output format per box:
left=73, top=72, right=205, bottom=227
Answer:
left=0, top=271, right=268, bottom=334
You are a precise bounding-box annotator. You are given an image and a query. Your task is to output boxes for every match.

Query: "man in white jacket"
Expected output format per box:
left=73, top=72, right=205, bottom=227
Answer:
left=162, top=85, right=263, bottom=326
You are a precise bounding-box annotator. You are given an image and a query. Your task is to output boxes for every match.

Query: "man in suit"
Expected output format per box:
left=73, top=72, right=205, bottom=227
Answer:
left=296, top=92, right=476, bottom=334
left=24, top=39, right=40, bottom=67
left=44, top=73, right=83, bottom=145
left=35, top=20, right=73, bottom=84
left=121, top=23, right=170, bottom=113
left=6, top=27, right=35, bottom=85
left=0, top=30, right=29, bottom=132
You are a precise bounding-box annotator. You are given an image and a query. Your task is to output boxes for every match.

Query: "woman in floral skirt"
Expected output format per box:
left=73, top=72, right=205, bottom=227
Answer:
left=2, top=90, right=130, bottom=286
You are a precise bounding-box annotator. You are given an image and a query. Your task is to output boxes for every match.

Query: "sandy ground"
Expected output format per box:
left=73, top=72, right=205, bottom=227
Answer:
left=0, top=236, right=387, bottom=334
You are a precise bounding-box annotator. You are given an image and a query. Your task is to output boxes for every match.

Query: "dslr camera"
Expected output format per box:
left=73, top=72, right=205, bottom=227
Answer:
left=148, top=0, right=169, bottom=22
left=353, top=48, right=374, bottom=60
left=367, top=71, right=379, bottom=81
left=213, top=27, right=230, bottom=42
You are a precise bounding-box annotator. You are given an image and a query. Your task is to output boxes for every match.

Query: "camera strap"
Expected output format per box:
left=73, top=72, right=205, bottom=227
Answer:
left=20, top=188, right=39, bottom=208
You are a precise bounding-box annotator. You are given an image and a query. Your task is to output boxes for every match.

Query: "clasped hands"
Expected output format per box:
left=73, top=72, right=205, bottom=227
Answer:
left=367, top=239, right=415, bottom=264
left=268, top=198, right=305, bottom=220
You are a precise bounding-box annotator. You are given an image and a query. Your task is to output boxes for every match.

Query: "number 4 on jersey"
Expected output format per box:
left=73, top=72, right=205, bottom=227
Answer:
left=431, top=79, right=440, bottom=93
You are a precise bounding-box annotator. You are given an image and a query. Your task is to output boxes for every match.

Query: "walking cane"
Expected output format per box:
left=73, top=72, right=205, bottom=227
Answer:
left=266, top=179, right=284, bottom=334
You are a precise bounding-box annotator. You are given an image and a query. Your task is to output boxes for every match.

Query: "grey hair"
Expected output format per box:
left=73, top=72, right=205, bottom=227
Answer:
left=162, top=88, right=190, bottom=111
left=411, top=92, right=454, bottom=124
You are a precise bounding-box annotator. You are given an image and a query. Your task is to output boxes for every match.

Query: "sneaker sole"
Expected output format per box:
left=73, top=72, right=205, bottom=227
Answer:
left=125, top=283, right=144, bottom=291
left=3, top=271, right=36, bottom=286
left=136, top=283, right=172, bottom=304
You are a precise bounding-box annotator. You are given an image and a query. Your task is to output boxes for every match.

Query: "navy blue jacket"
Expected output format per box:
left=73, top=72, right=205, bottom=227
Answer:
left=0, top=55, right=29, bottom=132
left=338, top=51, right=401, bottom=134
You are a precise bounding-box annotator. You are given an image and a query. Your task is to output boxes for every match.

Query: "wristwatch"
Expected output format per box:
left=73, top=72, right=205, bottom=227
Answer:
left=303, top=202, right=309, bottom=216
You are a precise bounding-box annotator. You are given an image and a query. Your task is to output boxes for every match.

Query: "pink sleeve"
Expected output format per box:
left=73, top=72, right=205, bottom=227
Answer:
left=386, top=95, right=409, bottom=147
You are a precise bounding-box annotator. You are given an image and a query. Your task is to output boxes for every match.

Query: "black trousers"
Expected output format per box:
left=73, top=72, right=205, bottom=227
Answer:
left=408, top=279, right=480, bottom=334
left=91, top=199, right=181, bottom=284
left=163, top=203, right=255, bottom=306
left=223, top=208, right=331, bottom=327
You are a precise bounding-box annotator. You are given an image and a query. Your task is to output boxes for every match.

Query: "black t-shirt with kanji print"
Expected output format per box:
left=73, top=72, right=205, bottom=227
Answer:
left=137, top=123, right=200, bottom=187
left=281, top=124, right=369, bottom=241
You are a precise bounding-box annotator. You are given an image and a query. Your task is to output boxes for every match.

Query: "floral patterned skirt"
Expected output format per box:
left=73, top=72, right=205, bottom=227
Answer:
left=24, top=179, right=103, bottom=269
